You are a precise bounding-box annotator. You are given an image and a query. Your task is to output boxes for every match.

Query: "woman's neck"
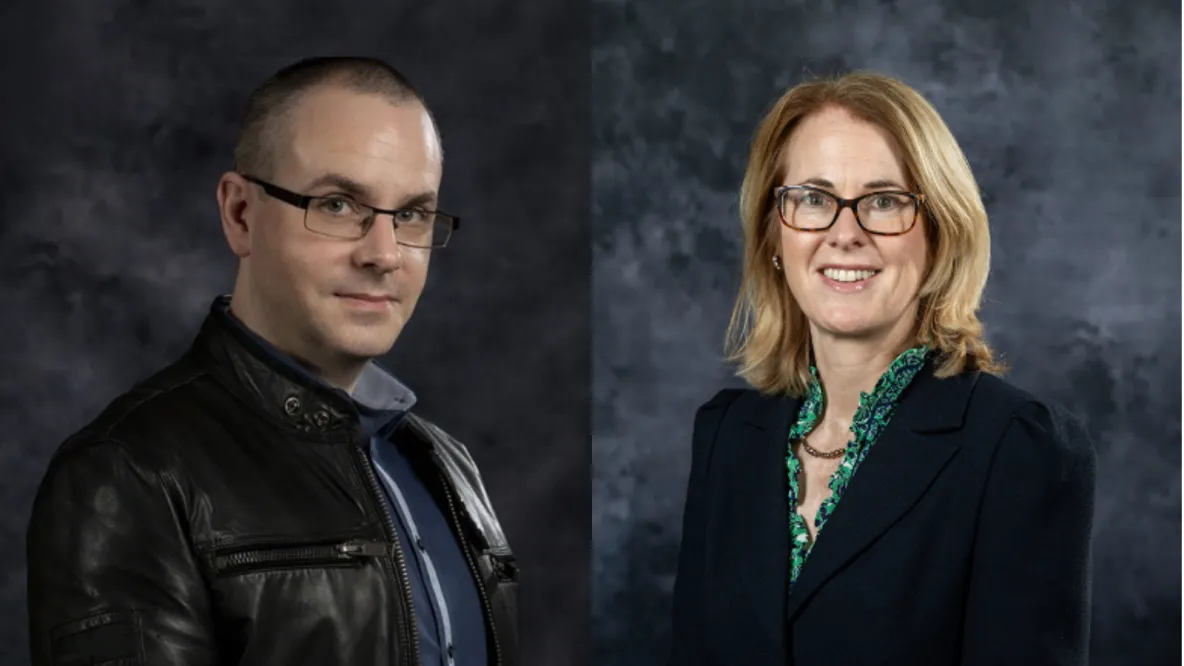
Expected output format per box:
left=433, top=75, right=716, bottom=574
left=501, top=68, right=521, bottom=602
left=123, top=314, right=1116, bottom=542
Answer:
left=810, top=330, right=917, bottom=426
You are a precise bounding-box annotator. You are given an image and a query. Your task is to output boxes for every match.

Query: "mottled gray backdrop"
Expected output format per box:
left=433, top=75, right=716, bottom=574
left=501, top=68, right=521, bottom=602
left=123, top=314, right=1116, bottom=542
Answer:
left=592, top=1, right=1180, bottom=665
left=0, top=2, right=588, bottom=666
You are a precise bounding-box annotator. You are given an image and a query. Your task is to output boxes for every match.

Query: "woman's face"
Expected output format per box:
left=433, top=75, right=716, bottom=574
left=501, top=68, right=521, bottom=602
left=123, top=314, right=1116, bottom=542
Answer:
left=777, top=106, right=929, bottom=346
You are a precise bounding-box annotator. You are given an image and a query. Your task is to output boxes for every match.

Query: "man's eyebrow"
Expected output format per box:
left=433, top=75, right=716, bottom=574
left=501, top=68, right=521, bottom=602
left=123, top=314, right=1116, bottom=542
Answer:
left=798, top=177, right=909, bottom=191
left=400, top=191, right=438, bottom=209
left=303, top=173, right=374, bottom=199
left=303, top=175, right=438, bottom=209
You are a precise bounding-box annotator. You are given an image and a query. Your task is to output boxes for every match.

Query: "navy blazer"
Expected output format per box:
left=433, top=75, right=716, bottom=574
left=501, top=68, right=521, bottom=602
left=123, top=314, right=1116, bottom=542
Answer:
left=670, top=359, right=1097, bottom=665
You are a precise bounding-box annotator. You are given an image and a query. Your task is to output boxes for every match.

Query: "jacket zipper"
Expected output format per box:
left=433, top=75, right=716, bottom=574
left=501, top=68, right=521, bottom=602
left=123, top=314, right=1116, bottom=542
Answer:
left=437, top=468, right=504, bottom=666
left=352, top=444, right=421, bottom=666
left=213, top=539, right=386, bottom=576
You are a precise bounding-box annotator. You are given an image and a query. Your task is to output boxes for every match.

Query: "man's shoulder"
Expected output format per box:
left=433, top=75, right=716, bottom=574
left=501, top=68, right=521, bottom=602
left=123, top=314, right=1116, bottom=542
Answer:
left=55, top=353, right=216, bottom=462
left=403, top=413, right=474, bottom=461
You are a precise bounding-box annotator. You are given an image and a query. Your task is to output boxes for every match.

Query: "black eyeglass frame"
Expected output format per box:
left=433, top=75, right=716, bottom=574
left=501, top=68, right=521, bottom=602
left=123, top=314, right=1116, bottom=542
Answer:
left=773, top=184, right=926, bottom=237
left=241, top=174, right=461, bottom=248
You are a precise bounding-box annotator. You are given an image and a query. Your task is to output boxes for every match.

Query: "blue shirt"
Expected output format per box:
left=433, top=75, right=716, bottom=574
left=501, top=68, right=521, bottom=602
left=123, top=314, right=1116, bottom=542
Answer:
left=219, top=300, right=488, bottom=666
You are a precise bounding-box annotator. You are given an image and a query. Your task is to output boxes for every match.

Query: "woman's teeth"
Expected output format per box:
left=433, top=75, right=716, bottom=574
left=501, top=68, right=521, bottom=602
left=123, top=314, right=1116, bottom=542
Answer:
left=822, top=268, right=879, bottom=283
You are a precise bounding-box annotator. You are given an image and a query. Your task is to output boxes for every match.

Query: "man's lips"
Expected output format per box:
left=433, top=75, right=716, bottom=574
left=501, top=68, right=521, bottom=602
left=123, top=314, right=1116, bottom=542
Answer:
left=336, top=293, right=396, bottom=302
left=336, top=292, right=398, bottom=307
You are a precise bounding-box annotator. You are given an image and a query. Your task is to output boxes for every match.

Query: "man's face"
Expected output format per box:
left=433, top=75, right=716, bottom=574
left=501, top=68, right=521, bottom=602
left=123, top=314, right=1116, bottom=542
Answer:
left=237, top=86, right=443, bottom=370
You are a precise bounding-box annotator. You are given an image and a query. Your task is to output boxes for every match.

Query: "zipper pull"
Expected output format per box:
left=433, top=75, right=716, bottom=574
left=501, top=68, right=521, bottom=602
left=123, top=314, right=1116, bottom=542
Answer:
left=336, top=540, right=389, bottom=558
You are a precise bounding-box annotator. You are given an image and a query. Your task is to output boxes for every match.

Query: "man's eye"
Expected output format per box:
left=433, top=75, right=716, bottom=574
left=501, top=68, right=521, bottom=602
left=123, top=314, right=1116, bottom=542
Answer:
left=396, top=209, right=425, bottom=223
left=317, top=197, right=360, bottom=216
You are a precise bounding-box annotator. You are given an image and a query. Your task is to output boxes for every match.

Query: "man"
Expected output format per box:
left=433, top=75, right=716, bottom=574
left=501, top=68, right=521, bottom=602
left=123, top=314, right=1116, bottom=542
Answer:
left=26, top=57, right=518, bottom=666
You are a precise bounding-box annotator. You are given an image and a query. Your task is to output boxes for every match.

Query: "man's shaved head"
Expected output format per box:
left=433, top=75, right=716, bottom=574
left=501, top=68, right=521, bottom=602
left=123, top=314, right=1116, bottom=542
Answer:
left=218, top=55, right=447, bottom=389
left=233, top=56, right=438, bottom=178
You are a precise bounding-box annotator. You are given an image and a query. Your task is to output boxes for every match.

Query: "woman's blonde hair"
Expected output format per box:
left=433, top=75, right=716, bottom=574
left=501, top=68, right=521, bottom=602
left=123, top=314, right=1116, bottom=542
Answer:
left=725, top=71, right=1004, bottom=396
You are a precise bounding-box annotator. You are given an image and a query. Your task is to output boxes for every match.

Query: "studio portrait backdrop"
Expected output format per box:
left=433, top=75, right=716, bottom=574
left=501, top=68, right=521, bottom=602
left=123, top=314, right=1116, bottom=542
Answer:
left=592, top=1, right=1180, bottom=665
left=0, top=2, right=589, bottom=666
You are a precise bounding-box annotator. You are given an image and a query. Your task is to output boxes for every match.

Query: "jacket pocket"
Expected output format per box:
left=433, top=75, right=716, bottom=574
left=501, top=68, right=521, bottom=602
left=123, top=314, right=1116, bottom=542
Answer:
left=49, top=609, right=143, bottom=666
left=211, top=539, right=388, bottom=577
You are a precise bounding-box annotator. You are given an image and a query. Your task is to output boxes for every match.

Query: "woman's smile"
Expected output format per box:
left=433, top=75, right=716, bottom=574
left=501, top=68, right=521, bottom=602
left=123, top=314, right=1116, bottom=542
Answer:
left=817, top=265, right=882, bottom=293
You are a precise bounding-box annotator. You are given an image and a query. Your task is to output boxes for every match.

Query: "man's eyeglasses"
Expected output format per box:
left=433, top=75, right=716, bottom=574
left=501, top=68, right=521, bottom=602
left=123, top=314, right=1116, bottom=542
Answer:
left=774, top=185, right=925, bottom=236
left=242, top=174, right=460, bottom=249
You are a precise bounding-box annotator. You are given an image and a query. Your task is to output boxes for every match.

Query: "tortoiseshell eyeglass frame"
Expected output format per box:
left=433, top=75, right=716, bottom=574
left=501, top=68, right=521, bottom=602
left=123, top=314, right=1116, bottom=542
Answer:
left=773, top=184, right=926, bottom=236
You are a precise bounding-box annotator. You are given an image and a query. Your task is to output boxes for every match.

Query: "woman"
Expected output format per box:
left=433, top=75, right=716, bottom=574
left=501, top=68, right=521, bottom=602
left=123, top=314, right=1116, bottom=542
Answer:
left=669, top=72, right=1096, bottom=665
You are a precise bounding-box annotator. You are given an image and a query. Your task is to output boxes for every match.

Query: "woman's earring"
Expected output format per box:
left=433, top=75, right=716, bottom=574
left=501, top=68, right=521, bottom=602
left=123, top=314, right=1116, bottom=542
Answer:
left=772, top=255, right=783, bottom=271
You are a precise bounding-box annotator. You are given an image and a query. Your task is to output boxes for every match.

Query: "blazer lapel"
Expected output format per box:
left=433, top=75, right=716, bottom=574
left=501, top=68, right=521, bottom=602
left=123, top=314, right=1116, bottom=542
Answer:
left=785, top=360, right=980, bottom=620
left=714, top=391, right=799, bottom=649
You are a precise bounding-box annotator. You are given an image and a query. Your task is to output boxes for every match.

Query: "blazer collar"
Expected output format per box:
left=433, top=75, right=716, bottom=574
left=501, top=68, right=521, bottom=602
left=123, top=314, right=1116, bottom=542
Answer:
left=741, top=354, right=974, bottom=432
left=742, top=355, right=979, bottom=432
left=735, top=355, right=980, bottom=628
left=783, top=355, right=980, bottom=620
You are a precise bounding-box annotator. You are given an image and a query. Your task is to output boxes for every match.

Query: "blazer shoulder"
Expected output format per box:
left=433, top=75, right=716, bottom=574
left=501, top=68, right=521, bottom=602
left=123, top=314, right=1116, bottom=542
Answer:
left=690, top=387, right=778, bottom=456
left=692, top=387, right=761, bottom=431
left=697, top=387, right=748, bottom=412
left=972, top=374, right=1095, bottom=470
left=967, top=372, right=1039, bottom=416
left=688, top=388, right=748, bottom=457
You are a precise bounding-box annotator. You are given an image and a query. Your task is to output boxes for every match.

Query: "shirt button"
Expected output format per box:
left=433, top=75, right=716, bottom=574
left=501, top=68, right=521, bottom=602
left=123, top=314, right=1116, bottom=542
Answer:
left=416, top=537, right=426, bottom=551
left=447, top=644, right=455, bottom=658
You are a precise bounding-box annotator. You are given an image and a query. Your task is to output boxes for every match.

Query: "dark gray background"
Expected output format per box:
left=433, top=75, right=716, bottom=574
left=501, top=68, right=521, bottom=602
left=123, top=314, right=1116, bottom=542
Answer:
left=0, top=2, right=588, bottom=666
left=592, top=1, right=1180, bottom=665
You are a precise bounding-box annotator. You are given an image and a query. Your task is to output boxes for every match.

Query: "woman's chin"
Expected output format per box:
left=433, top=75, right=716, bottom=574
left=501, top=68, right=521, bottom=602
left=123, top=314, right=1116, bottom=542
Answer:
left=807, top=301, right=919, bottom=343
left=812, top=315, right=891, bottom=341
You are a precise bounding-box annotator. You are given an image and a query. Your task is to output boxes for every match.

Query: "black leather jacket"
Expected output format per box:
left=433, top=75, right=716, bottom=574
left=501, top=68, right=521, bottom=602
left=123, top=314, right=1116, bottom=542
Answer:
left=26, top=306, right=518, bottom=666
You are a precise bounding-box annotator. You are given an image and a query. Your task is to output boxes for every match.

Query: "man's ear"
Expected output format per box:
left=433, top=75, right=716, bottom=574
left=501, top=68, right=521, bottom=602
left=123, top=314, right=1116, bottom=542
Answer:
left=217, top=172, right=253, bottom=258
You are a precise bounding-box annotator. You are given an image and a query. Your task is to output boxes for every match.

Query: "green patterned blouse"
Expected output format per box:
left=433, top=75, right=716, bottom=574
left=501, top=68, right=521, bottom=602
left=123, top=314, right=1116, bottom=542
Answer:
left=786, top=345, right=929, bottom=591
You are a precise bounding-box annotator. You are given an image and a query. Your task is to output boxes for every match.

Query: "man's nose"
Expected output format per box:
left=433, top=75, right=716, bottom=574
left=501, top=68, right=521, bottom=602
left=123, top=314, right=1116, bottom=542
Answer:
left=355, top=214, right=405, bottom=271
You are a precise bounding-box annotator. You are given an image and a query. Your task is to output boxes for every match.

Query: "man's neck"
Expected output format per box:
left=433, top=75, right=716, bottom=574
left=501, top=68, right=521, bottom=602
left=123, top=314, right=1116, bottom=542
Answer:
left=226, top=300, right=365, bottom=395
left=282, top=348, right=366, bottom=395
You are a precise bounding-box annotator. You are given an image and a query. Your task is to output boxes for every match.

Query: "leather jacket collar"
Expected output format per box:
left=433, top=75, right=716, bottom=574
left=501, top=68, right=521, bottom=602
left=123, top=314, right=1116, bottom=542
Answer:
left=190, top=294, right=405, bottom=439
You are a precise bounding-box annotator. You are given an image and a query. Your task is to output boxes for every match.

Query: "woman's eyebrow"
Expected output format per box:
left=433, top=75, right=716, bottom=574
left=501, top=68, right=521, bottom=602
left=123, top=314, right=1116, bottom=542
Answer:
left=797, top=177, right=907, bottom=191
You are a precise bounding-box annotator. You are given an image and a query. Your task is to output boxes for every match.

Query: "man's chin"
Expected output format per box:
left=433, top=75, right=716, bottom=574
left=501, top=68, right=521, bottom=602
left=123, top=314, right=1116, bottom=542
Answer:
left=340, top=337, right=401, bottom=361
left=321, top=323, right=402, bottom=360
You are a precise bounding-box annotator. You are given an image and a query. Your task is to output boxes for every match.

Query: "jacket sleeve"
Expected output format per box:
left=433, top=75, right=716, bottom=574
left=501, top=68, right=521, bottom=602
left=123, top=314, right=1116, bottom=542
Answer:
left=960, top=400, right=1097, bottom=665
left=27, top=438, right=219, bottom=666
left=668, top=389, right=740, bottom=666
